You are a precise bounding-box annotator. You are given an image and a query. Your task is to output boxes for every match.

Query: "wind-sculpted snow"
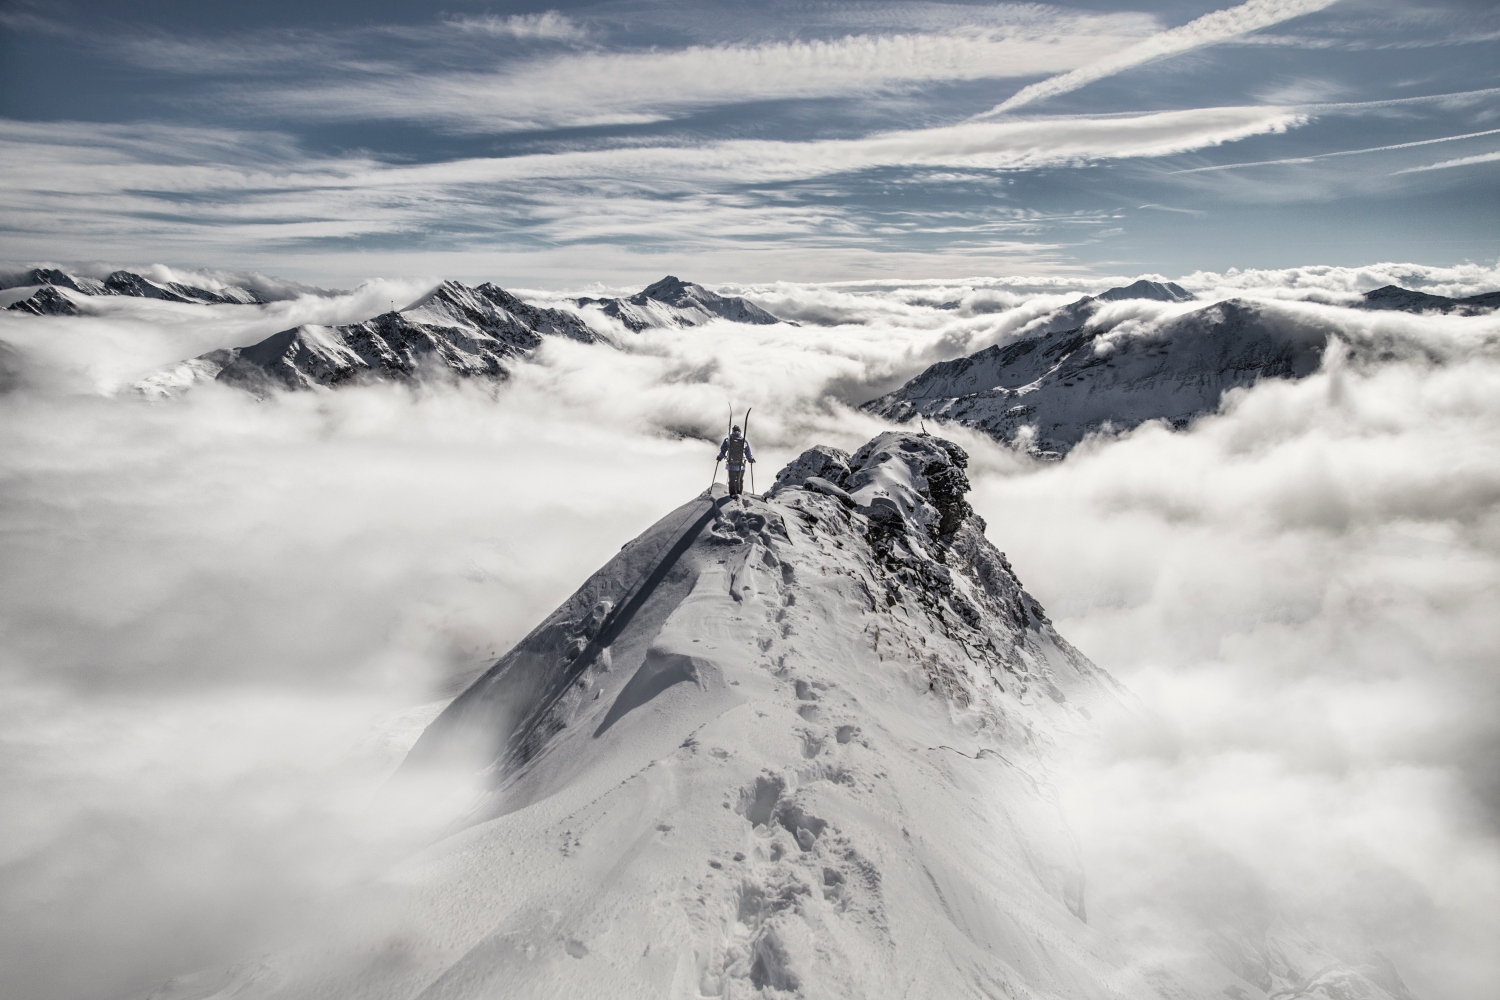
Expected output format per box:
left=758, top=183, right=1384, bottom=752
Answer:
left=209, top=430, right=1401, bottom=1000
left=295, top=431, right=1151, bottom=998
left=577, top=274, right=785, bottom=331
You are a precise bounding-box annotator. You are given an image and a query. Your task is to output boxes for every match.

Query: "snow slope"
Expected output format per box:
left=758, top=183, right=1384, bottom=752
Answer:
left=577, top=275, right=785, bottom=331
left=134, top=280, right=598, bottom=396
left=864, top=296, right=1331, bottom=457
left=146, top=431, right=1415, bottom=1000
left=0, top=266, right=268, bottom=305
left=1358, top=284, right=1500, bottom=316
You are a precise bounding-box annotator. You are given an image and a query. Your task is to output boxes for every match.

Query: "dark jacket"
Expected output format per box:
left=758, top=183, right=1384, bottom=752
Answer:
left=717, top=433, right=754, bottom=470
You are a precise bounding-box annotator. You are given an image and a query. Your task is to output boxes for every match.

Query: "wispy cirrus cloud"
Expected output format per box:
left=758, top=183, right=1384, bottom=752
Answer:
left=0, top=106, right=1303, bottom=255
left=443, top=11, right=590, bottom=42
left=977, top=0, right=1344, bottom=116
left=246, top=19, right=1154, bottom=132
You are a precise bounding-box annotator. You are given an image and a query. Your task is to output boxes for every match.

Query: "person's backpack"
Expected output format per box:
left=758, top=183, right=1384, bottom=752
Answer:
left=727, top=437, right=745, bottom=463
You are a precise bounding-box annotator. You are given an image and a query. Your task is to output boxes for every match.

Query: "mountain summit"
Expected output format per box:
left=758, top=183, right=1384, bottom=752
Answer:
left=135, top=280, right=597, bottom=396
left=865, top=297, right=1327, bottom=457
left=137, top=430, right=1417, bottom=1000
left=577, top=275, right=784, bottom=330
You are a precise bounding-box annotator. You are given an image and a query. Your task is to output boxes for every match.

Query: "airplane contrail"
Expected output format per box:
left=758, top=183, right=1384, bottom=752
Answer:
left=974, top=0, right=1344, bottom=118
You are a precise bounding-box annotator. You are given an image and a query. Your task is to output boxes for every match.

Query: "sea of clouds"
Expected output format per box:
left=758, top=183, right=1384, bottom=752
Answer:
left=1, top=260, right=1498, bottom=1000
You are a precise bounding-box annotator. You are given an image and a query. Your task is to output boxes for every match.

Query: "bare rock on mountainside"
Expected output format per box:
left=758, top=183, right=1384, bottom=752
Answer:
left=134, top=280, right=598, bottom=396
left=577, top=274, right=785, bottom=330
left=6, top=286, right=82, bottom=316
left=1, top=265, right=269, bottom=305
left=155, top=429, right=1412, bottom=1000
left=1358, top=284, right=1500, bottom=316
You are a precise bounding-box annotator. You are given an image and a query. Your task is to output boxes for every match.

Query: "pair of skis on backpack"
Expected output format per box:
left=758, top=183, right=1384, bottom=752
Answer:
left=710, top=405, right=756, bottom=498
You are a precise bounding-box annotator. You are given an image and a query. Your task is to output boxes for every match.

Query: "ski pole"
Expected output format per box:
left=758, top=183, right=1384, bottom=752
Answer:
left=743, top=406, right=754, bottom=496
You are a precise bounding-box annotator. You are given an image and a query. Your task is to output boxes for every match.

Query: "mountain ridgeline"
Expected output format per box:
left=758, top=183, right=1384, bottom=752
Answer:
left=576, top=274, right=784, bottom=330
left=864, top=278, right=1496, bottom=457
left=199, top=429, right=1417, bottom=1000
left=127, top=275, right=787, bottom=396
left=3, top=266, right=271, bottom=311
left=138, top=280, right=600, bottom=396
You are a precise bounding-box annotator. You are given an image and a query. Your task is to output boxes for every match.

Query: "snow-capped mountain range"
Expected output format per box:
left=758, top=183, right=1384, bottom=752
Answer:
left=863, top=291, right=1327, bottom=457
left=136, top=280, right=600, bottom=396
left=10, top=262, right=1494, bottom=463
left=3, top=266, right=270, bottom=312
left=577, top=274, right=784, bottom=330
left=116, top=274, right=788, bottom=395
left=863, top=277, right=1498, bottom=457
left=165, top=430, right=1415, bottom=1000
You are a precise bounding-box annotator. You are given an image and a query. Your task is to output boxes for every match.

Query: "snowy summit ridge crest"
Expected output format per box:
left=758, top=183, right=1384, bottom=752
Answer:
left=199, top=426, right=1416, bottom=1000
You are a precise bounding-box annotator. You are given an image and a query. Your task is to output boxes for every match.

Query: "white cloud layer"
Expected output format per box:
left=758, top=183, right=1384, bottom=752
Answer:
left=2, top=263, right=1499, bottom=998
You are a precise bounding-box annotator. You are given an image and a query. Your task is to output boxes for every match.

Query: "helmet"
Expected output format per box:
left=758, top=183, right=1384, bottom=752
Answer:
left=731, top=426, right=742, bottom=434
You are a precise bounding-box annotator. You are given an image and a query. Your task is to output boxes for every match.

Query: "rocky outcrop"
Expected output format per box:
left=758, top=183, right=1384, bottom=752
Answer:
left=6, top=287, right=82, bottom=316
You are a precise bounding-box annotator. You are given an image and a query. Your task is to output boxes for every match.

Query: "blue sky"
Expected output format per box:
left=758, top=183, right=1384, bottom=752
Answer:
left=2, top=0, right=1498, bottom=285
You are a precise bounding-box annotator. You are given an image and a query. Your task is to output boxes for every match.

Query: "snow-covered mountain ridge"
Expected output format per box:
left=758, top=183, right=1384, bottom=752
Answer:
left=1359, top=283, right=1500, bottom=316
left=577, top=274, right=784, bottom=330
left=170, top=430, right=1417, bottom=1000
left=2, top=266, right=271, bottom=310
left=862, top=276, right=1496, bottom=457
left=135, top=280, right=599, bottom=396
left=125, top=274, right=790, bottom=396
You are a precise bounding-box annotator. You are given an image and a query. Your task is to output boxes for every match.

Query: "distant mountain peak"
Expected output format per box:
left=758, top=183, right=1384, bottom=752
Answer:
left=6, top=286, right=82, bottom=316
left=1093, top=279, right=1193, bottom=303
left=578, top=275, right=785, bottom=330
left=1, top=265, right=269, bottom=305
left=865, top=297, right=1325, bottom=456
left=133, top=278, right=598, bottom=397
left=1360, top=284, right=1500, bottom=316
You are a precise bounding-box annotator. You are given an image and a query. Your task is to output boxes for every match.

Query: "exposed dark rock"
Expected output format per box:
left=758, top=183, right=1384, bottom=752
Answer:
left=7, top=287, right=81, bottom=316
left=136, top=279, right=599, bottom=396
left=865, top=299, right=1329, bottom=456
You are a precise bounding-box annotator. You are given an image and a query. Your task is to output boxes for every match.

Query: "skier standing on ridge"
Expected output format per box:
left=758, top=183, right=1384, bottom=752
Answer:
left=717, top=425, right=755, bottom=497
